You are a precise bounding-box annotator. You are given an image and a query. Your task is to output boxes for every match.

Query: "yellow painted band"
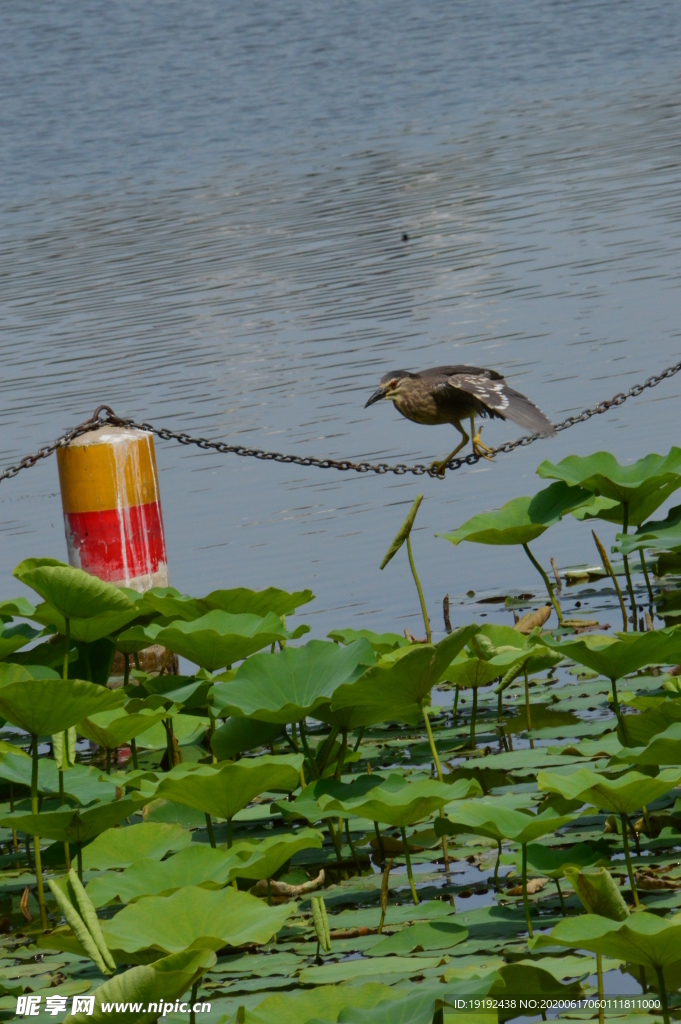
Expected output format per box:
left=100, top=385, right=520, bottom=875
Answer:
left=57, top=431, right=160, bottom=514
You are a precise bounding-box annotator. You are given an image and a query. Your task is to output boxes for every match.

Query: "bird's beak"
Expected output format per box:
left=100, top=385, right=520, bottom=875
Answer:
left=365, top=387, right=387, bottom=408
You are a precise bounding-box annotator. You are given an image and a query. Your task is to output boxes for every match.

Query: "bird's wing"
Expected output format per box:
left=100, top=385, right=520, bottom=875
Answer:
left=437, top=371, right=556, bottom=435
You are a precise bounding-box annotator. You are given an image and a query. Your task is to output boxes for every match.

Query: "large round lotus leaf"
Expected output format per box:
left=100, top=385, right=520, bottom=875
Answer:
left=62, top=948, right=216, bottom=1024
left=211, top=716, right=285, bottom=760
left=440, top=653, right=503, bottom=689
left=537, top=766, right=681, bottom=815
left=615, top=504, right=681, bottom=557
left=287, top=772, right=481, bottom=828
left=154, top=754, right=303, bottom=820
left=0, top=752, right=116, bottom=806
left=0, top=622, right=42, bottom=660
left=215, top=639, right=375, bottom=724
left=536, top=449, right=681, bottom=526
left=77, top=707, right=170, bottom=750
left=437, top=482, right=591, bottom=547
left=327, top=627, right=410, bottom=656
left=13, top=558, right=135, bottom=620
left=611, top=722, right=681, bottom=766
left=513, top=841, right=611, bottom=880
left=101, top=885, right=293, bottom=955
left=0, top=598, right=36, bottom=620
left=31, top=602, right=142, bottom=644
left=118, top=609, right=296, bottom=671
left=614, top=699, right=681, bottom=748
left=203, top=586, right=314, bottom=618
left=540, top=629, right=681, bottom=680
left=205, top=982, right=398, bottom=1024
left=0, top=794, right=148, bottom=842
left=367, top=919, right=468, bottom=956
left=535, top=911, right=681, bottom=971
left=0, top=672, right=124, bottom=736
left=134, top=714, right=209, bottom=752
left=434, top=800, right=573, bottom=844
left=328, top=627, right=477, bottom=727
left=82, top=822, right=192, bottom=870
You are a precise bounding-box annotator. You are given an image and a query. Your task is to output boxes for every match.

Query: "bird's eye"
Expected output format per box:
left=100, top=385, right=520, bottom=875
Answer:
left=390, top=379, right=399, bottom=389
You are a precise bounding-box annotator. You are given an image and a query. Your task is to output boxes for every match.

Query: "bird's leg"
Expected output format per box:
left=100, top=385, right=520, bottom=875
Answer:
left=430, top=423, right=468, bottom=478
left=470, top=416, right=495, bottom=461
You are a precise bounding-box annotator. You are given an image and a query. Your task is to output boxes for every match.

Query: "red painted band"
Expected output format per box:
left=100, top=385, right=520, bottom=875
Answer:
left=64, top=501, right=167, bottom=583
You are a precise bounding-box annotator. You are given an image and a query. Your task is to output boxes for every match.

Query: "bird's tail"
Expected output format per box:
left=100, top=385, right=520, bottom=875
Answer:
left=500, top=387, right=556, bottom=436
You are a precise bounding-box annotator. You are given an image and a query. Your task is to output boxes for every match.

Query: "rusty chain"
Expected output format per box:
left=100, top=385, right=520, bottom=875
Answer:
left=2, top=359, right=681, bottom=484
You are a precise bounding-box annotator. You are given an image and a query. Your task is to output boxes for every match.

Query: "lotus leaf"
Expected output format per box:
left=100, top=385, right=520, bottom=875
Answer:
left=0, top=597, right=36, bottom=619
left=513, top=841, right=611, bottom=879
left=614, top=504, right=681, bottom=557
left=298, top=955, right=446, bottom=985
left=211, top=716, right=286, bottom=760
left=0, top=672, right=124, bottom=736
left=537, top=449, right=681, bottom=525
left=0, top=622, right=42, bottom=660
left=0, top=753, right=116, bottom=805
left=234, top=983, right=399, bottom=1024
left=63, top=948, right=216, bottom=1024
left=286, top=773, right=481, bottom=828
left=535, top=911, right=681, bottom=971
left=102, top=885, right=293, bottom=955
left=564, top=867, right=629, bottom=920
left=435, top=802, right=573, bottom=845
left=615, top=699, right=681, bottom=747
left=31, top=602, right=142, bottom=645
left=82, top=822, right=192, bottom=870
left=329, top=627, right=478, bottom=727
left=327, top=627, right=410, bottom=655
left=154, top=754, right=304, bottom=820
left=437, top=482, right=591, bottom=547
left=119, top=609, right=300, bottom=671
left=77, top=707, right=169, bottom=750
left=367, top=919, right=468, bottom=956
left=0, top=794, right=148, bottom=842
left=537, top=766, right=681, bottom=815
left=13, top=558, right=135, bottom=619
left=540, top=629, right=681, bottom=680
left=142, top=585, right=314, bottom=621
left=610, top=722, right=681, bottom=766
left=440, top=653, right=504, bottom=689
left=215, top=639, right=375, bottom=724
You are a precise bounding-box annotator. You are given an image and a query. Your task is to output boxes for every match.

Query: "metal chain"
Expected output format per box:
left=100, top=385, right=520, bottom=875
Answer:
left=3, top=360, right=681, bottom=484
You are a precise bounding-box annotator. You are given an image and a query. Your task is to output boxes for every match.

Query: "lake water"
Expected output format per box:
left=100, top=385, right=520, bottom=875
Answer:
left=2, top=1, right=681, bottom=638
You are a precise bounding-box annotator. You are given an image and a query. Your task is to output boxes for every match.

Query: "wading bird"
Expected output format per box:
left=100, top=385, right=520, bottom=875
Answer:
left=365, top=365, right=555, bottom=477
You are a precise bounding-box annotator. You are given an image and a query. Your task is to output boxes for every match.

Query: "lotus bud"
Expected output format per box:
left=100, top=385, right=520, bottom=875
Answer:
left=564, top=867, right=629, bottom=921
left=311, top=895, right=331, bottom=952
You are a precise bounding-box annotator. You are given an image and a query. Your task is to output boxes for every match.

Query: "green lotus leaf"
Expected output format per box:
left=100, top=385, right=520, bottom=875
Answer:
left=327, top=627, right=410, bottom=655
left=328, top=627, right=478, bottom=727
left=539, top=629, right=681, bottom=680
left=0, top=597, right=37, bottom=620
left=564, top=867, right=629, bottom=920
left=142, top=585, right=314, bottom=622
left=77, top=707, right=169, bottom=750
left=82, top=822, right=192, bottom=870
left=13, top=558, right=136, bottom=620
left=211, top=716, right=285, bottom=760
left=285, top=772, right=481, bottom=828
left=154, top=754, right=303, bottom=820
left=87, top=828, right=323, bottom=906
left=0, top=794, right=148, bottom=842
left=380, top=494, right=423, bottom=569
left=614, top=504, right=681, bottom=557
left=367, top=919, right=468, bottom=956
left=215, top=639, right=375, bottom=724
left=102, top=885, right=293, bottom=956
left=437, top=482, right=591, bottom=547
left=513, top=841, right=611, bottom=879
left=534, top=911, right=681, bottom=972
left=435, top=800, right=573, bottom=844
left=134, top=714, right=209, bottom=751
left=440, top=653, right=504, bottom=689
left=298, top=955, right=446, bottom=986
left=233, top=983, right=399, bottom=1024
left=119, top=609, right=298, bottom=671
left=0, top=669, right=124, bottom=736
left=615, top=699, right=681, bottom=747
left=31, top=601, right=142, bottom=644
left=63, top=948, right=216, bottom=1024
left=536, top=449, right=681, bottom=526
left=537, top=766, right=681, bottom=815
left=610, top=721, right=681, bottom=766
left=0, top=752, right=116, bottom=805
left=0, top=622, right=42, bottom=660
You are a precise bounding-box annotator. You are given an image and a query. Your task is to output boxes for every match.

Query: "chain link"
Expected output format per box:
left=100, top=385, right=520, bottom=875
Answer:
left=3, top=361, right=681, bottom=484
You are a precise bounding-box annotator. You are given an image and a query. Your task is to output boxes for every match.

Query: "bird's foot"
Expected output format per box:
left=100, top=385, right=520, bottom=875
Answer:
left=472, top=429, right=495, bottom=462
left=429, top=459, right=448, bottom=479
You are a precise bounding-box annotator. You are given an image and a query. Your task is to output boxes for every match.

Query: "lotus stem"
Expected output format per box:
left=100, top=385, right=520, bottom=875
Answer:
left=59, top=769, right=71, bottom=870
left=406, top=535, right=431, bottom=643
left=639, top=550, right=655, bottom=609
left=316, top=726, right=339, bottom=775
left=555, top=877, right=566, bottom=915
left=597, top=953, right=604, bottom=1024
left=106, top=749, right=111, bottom=775
left=9, top=783, right=17, bottom=854
left=83, top=646, right=92, bottom=682
left=25, top=835, right=32, bottom=871
left=123, top=654, right=130, bottom=688
left=470, top=686, right=478, bottom=749
left=208, top=710, right=217, bottom=764
left=287, top=723, right=300, bottom=753
left=327, top=818, right=342, bottom=860
left=610, top=678, right=624, bottom=733
left=521, top=843, right=533, bottom=938
left=378, top=857, right=393, bottom=933
left=619, top=813, right=639, bottom=906
left=592, top=530, right=627, bottom=632
left=267, top=878, right=272, bottom=907
left=334, top=729, right=348, bottom=781
left=453, top=684, right=460, bottom=716
left=226, top=818, right=233, bottom=848
left=299, top=766, right=306, bottom=790
left=494, top=839, right=501, bottom=892
left=522, top=544, right=563, bottom=626
left=298, top=721, right=319, bottom=780
left=400, top=826, right=419, bottom=905
left=205, top=813, right=216, bottom=849
left=30, top=736, right=47, bottom=931
left=76, top=845, right=83, bottom=882
left=655, top=967, right=670, bottom=1024
left=345, top=819, right=361, bottom=875
left=523, top=666, right=534, bottom=750
left=353, top=728, right=364, bottom=753
left=621, top=504, right=638, bottom=630
left=130, top=738, right=139, bottom=771
left=63, top=618, right=70, bottom=680
left=421, top=705, right=451, bottom=872
left=133, top=652, right=141, bottom=671
left=190, top=982, right=199, bottom=1024
left=374, top=822, right=386, bottom=862
left=642, top=804, right=652, bottom=834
